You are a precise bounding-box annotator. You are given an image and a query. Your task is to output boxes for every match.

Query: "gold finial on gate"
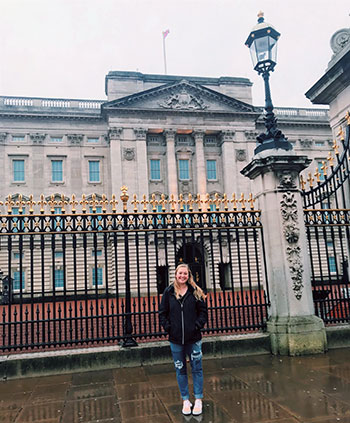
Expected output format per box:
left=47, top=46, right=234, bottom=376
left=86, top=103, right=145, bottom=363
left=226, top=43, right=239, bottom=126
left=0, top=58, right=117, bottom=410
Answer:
left=80, top=194, right=88, bottom=213
left=300, top=175, right=306, bottom=191
left=159, top=194, right=167, bottom=211
left=327, top=152, right=334, bottom=168
left=231, top=193, right=237, bottom=210
left=332, top=139, right=339, bottom=155
left=214, top=193, right=221, bottom=211
left=321, top=161, right=328, bottom=178
left=47, top=194, right=57, bottom=213
left=178, top=193, right=185, bottom=212
left=15, top=194, right=25, bottom=214
left=307, top=172, right=314, bottom=188
left=5, top=195, right=14, bottom=214
left=314, top=168, right=321, bottom=183
left=248, top=193, right=255, bottom=210
left=140, top=194, right=149, bottom=212
left=337, top=126, right=345, bottom=141
left=169, top=194, right=177, bottom=212
left=59, top=194, right=68, bottom=213
left=70, top=194, right=78, bottom=213
left=150, top=193, right=158, bottom=211
left=120, top=186, right=129, bottom=212
left=195, top=194, right=202, bottom=211
left=204, top=193, right=211, bottom=211
left=37, top=194, right=47, bottom=214
left=131, top=194, right=139, bottom=213
left=26, top=195, right=36, bottom=214
left=100, top=194, right=109, bottom=213
left=110, top=194, right=118, bottom=213
left=239, top=193, right=246, bottom=210
left=222, top=193, right=229, bottom=211
left=89, top=193, right=98, bottom=213
left=187, top=193, right=194, bottom=212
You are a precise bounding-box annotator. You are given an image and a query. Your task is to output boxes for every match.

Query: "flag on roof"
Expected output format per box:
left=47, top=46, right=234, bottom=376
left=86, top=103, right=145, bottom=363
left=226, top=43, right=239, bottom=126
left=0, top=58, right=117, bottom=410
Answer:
left=163, top=29, right=170, bottom=39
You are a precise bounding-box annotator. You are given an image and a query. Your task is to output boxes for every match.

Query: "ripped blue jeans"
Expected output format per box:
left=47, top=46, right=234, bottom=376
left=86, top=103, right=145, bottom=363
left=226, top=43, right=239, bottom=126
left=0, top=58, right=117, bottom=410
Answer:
left=170, top=340, right=203, bottom=400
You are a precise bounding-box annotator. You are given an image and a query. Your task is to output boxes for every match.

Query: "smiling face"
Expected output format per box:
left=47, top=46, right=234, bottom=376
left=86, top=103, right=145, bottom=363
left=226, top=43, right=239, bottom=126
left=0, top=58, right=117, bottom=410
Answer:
left=175, top=265, right=189, bottom=286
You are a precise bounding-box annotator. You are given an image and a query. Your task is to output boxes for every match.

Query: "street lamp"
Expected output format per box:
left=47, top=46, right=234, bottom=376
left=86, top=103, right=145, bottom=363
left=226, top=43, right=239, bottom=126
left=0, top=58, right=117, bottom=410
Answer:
left=246, top=12, right=293, bottom=154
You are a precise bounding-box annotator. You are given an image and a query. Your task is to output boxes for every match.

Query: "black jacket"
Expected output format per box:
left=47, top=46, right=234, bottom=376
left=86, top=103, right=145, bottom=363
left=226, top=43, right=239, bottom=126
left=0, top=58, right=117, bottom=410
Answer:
left=159, top=284, right=208, bottom=345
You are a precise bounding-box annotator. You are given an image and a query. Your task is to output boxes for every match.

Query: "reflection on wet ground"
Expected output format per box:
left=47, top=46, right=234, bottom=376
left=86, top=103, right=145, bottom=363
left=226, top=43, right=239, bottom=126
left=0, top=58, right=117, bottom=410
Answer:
left=1, top=348, right=350, bottom=422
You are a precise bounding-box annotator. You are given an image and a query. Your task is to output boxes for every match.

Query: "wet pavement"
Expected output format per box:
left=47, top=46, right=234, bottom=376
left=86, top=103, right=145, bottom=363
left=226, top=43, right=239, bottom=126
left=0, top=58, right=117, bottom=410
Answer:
left=1, top=348, right=350, bottom=422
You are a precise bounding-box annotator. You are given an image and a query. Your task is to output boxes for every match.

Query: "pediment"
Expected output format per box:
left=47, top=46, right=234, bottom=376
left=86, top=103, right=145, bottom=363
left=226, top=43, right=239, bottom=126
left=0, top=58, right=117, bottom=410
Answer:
left=102, top=80, right=255, bottom=114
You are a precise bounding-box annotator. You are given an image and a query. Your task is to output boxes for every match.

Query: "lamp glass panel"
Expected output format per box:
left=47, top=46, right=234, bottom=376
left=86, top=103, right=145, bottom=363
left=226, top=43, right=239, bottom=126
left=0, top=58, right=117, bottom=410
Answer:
left=249, top=42, right=258, bottom=68
left=255, top=36, right=269, bottom=63
left=268, top=36, right=278, bottom=62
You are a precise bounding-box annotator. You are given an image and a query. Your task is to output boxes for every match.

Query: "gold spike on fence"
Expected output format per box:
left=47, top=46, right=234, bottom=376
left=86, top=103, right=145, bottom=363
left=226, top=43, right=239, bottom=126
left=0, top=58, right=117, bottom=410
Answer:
left=0, top=188, right=258, bottom=215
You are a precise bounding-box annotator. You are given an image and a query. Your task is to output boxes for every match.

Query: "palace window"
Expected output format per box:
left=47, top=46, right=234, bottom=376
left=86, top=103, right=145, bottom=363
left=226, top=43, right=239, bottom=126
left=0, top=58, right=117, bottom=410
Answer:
left=12, top=135, right=25, bottom=142
left=150, top=159, right=161, bottom=180
left=54, top=268, right=64, bottom=289
left=51, top=136, right=63, bottom=142
left=13, top=271, right=25, bottom=291
left=13, top=160, right=25, bottom=182
left=92, top=267, right=103, bottom=286
left=51, top=160, right=63, bottom=182
left=87, top=137, right=99, bottom=143
left=206, top=160, right=217, bottom=180
left=89, top=161, right=100, bottom=182
left=179, top=159, right=189, bottom=180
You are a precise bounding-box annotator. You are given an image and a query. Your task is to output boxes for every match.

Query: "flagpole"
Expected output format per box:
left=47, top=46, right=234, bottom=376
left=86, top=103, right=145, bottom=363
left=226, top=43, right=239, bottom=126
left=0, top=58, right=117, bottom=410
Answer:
left=163, top=34, right=167, bottom=75
left=162, top=29, right=169, bottom=75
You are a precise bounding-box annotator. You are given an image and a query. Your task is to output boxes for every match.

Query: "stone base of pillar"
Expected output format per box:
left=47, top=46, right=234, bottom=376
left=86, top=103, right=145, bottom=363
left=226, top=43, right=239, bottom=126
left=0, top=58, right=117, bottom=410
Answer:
left=267, top=315, right=327, bottom=356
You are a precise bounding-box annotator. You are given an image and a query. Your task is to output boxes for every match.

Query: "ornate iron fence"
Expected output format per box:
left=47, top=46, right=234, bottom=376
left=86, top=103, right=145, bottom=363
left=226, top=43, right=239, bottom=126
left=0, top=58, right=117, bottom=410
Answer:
left=302, top=112, right=350, bottom=323
left=0, top=190, right=269, bottom=352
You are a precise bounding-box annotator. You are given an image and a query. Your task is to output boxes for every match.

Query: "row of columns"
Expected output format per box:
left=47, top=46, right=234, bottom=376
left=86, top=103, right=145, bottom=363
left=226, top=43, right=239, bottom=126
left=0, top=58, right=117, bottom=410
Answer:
left=109, top=127, right=237, bottom=199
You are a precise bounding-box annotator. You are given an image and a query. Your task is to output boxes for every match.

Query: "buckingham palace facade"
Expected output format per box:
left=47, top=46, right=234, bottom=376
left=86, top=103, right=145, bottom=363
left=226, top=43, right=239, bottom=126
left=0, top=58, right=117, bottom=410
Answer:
left=0, top=71, right=332, bottom=203
left=0, top=71, right=333, bottom=296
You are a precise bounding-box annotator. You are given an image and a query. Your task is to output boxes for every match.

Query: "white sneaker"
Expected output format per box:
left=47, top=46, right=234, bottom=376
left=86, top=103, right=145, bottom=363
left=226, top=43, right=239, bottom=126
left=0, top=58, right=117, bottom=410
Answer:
left=192, top=399, right=202, bottom=415
left=182, top=400, right=192, bottom=415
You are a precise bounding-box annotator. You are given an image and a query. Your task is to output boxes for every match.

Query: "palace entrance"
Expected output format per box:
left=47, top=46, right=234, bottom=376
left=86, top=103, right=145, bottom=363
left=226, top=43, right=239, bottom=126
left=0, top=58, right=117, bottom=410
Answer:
left=176, top=243, right=206, bottom=290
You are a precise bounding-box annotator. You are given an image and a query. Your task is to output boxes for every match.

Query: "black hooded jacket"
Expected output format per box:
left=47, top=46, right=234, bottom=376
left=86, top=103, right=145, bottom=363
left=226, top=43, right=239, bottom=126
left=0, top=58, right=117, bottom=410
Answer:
left=159, top=284, right=208, bottom=345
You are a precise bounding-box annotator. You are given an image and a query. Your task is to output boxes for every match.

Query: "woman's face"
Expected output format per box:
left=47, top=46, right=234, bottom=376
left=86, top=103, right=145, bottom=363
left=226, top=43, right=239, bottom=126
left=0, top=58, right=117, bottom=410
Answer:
left=176, top=266, right=189, bottom=285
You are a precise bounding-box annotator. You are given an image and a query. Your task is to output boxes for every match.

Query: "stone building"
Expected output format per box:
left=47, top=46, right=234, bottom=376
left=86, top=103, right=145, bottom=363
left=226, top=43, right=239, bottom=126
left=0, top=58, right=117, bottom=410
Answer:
left=0, top=71, right=333, bottom=296
left=0, top=71, right=332, bottom=206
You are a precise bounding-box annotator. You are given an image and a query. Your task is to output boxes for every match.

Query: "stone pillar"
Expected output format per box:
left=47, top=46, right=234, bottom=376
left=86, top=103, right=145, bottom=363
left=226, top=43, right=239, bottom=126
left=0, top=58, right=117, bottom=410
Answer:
left=193, top=130, right=206, bottom=197
left=241, top=151, right=327, bottom=356
left=109, top=128, right=123, bottom=197
left=134, top=128, right=149, bottom=199
left=221, top=130, right=236, bottom=195
left=164, top=129, right=178, bottom=197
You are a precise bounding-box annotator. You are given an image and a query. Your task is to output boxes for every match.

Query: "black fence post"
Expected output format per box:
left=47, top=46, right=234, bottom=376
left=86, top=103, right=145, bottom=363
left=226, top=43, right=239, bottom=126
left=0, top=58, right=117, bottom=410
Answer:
left=120, top=187, right=137, bottom=347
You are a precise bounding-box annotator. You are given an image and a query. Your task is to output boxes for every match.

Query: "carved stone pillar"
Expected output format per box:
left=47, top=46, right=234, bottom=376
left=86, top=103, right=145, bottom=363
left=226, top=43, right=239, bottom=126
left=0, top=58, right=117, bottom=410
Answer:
left=109, top=127, right=123, bottom=196
left=221, top=130, right=236, bottom=194
left=193, top=130, right=206, bottom=198
left=164, top=129, right=178, bottom=198
left=242, top=152, right=327, bottom=356
left=134, top=128, right=149, bottom=199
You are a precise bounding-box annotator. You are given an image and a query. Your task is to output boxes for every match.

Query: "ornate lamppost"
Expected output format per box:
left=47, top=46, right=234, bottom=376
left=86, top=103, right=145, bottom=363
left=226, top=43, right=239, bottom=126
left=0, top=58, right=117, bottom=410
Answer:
left=245, top=12, right=293, bottom=154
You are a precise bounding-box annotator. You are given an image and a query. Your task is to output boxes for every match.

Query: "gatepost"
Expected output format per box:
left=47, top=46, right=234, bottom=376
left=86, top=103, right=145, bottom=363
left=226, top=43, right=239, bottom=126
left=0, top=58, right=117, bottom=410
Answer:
left=242, top=150, right=327, bottom=355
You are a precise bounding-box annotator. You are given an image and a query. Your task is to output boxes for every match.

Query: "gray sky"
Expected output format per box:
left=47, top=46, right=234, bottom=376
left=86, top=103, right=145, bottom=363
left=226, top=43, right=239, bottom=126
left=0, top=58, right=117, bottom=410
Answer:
left=0, top=0, right=349, bottom=107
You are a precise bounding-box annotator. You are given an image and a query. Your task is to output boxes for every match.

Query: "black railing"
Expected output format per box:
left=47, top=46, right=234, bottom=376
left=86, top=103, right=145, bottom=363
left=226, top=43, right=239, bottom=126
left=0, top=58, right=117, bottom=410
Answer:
left=0, top=193, right=269, bottom=352
left=305, top=209, right=350, bottom=323
left=302, top=115, right=350, bottom=324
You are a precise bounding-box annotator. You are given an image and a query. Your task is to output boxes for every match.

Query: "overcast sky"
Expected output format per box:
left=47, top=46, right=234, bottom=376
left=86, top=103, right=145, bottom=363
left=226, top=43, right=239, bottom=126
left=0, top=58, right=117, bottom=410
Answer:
left=0, top=0, right=349, bottom=107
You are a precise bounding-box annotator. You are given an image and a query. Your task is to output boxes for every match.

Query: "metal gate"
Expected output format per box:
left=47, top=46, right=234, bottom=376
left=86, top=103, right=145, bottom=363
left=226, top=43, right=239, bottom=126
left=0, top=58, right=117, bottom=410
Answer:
left=302, top=114, right=350, bottom=323
left=0, top=190, right=269, bottom=352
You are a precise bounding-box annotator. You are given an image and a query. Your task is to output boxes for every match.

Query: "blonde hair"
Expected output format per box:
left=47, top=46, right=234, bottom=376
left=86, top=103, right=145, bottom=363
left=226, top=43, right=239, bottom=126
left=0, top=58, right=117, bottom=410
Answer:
left=173, top=263, right=207, bottom=301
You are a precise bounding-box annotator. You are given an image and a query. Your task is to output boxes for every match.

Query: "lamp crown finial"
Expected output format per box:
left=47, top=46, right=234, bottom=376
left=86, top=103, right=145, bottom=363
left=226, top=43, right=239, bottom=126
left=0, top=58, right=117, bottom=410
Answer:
left=257, top=11, right=264, bottom=23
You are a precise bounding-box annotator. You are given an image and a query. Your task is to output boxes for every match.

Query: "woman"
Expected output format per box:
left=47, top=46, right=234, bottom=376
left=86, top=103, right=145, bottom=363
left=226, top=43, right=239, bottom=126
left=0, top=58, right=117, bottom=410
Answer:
left=159, top=263, right=208, bottom=416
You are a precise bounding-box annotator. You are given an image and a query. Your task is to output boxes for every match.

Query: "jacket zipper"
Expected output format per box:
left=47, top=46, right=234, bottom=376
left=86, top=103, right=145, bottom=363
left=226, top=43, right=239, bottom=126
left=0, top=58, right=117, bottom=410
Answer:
left=181, top=302, right=184, bottom=344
